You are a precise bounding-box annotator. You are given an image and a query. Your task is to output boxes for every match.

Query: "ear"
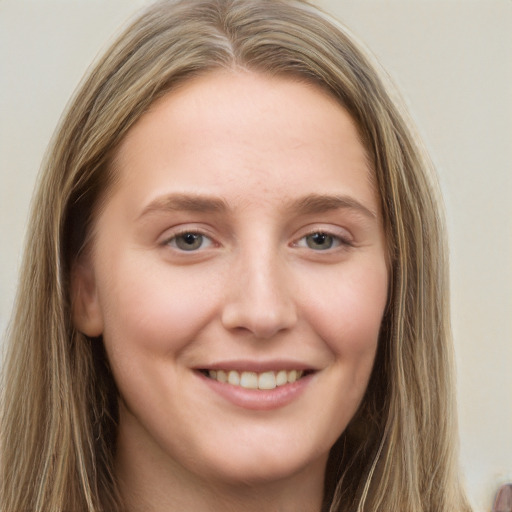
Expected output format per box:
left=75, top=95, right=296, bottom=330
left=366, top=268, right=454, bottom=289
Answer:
left=70, top=255, right=104, bottom=337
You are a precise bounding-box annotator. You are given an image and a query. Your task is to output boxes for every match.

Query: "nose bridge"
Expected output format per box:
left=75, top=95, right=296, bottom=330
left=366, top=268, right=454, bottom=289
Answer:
left=221, top=240, right=297, bottom=338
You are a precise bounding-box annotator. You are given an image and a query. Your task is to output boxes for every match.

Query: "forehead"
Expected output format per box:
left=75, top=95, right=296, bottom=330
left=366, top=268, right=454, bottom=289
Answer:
left=109, top=70, right=377, bottom=215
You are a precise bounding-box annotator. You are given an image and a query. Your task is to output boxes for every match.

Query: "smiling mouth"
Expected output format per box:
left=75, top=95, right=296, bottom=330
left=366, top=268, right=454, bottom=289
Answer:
left=199, top=369, right=313, bottom=390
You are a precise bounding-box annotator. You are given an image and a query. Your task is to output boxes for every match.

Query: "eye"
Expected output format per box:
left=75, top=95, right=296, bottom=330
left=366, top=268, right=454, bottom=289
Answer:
left=295, top=231, right=349, bottom=251
left=305, top=232, right=337, bottom=250
left=166, top=232, right=213, bottom=251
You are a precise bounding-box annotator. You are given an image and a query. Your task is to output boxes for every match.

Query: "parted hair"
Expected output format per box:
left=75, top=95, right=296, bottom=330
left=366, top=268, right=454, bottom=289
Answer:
left=1, top=1, right=471, bottom=511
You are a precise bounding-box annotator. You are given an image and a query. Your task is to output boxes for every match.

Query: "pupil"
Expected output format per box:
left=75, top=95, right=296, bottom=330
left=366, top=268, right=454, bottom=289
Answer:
left=184, top=233, right=197, bottom=245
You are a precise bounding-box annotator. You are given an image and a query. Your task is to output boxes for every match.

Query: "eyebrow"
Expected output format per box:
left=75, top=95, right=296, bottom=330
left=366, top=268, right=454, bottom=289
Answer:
left=138, top=193, right=229, bottom=219
left=289, top=193, right=377, bottom=219
left=138, top=192, right=376, bottom=220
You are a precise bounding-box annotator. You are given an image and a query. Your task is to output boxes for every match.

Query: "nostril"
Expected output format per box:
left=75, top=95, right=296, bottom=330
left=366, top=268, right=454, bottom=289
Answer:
left=221, top=303, right=297, bottom=340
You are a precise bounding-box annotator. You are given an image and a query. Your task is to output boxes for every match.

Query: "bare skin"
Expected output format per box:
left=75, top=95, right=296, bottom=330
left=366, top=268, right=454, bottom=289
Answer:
left=72, top=71, right=388, bottom=511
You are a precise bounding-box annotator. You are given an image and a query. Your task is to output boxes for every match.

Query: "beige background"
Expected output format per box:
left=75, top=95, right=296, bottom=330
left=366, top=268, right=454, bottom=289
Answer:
left=1, top=1, right=511, bottom=510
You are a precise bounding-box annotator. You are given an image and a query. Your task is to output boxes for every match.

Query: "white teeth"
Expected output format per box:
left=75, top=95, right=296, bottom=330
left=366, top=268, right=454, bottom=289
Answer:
left=207, top=369, right=305, bottom=389
left=228, top=370, right=240, bottom=386
left=258, top=371, right=276, bottom=390
left=240, top=371, right=258, bottom=389
left=276, top=370, right=288, bottom=386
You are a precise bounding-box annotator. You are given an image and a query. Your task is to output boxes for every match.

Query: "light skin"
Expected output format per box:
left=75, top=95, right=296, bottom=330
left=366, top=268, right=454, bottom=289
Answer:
left=72, top=71, right=389, bottom=512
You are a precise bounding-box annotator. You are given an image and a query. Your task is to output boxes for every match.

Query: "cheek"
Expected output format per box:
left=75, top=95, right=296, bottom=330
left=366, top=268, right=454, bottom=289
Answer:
left=301, top=260, right=388, bottom=358
left=96, top=255, right=223, bottom=357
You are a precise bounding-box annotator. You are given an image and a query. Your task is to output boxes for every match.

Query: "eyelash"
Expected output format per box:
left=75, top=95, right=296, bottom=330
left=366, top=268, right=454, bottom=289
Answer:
left=164, top=230, right=215, bottom=252
left=163, top=228, right=352, bottom=253
left=293, top=230, right=353, bottom=251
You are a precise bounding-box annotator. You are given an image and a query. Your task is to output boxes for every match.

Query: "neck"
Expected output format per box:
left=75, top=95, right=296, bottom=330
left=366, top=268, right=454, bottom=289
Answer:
left=115, top=411, right=327, bottom=512
left=117, top=468, right=326, bottom=512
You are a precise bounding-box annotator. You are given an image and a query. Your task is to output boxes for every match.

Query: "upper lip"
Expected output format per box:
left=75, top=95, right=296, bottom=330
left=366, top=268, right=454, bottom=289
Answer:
left=194, top=359, right=318, bottom=373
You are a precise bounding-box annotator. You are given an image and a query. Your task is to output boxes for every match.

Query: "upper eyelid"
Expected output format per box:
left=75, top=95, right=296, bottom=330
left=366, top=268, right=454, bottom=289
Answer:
left=292, top=224, right=354, bottom=241
left=293, top=232, right=352, bottom=248
left=164, top=229, right=214, bottom=241
left=159, top=224, right=217, bottom=241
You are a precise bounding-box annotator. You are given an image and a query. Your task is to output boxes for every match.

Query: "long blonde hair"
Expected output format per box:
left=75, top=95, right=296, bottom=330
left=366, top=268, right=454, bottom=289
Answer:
left=1, top=1, right=471, bottom=510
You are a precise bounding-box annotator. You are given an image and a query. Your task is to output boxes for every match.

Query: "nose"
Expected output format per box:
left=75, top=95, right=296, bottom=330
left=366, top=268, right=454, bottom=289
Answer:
left=221, top=248, right=298, bottom=339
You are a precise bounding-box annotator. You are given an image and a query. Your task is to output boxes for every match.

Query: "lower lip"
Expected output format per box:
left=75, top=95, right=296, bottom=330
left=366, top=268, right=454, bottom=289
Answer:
left=197, top=372, right=314, bottom=411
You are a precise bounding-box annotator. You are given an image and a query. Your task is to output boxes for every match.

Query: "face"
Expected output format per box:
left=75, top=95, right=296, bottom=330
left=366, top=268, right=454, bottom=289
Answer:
left=73, top=71, right=388, bottom=488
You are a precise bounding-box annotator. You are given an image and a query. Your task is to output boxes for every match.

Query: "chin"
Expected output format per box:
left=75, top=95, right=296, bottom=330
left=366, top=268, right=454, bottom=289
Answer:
left=192, top=438, right=329, bottom=487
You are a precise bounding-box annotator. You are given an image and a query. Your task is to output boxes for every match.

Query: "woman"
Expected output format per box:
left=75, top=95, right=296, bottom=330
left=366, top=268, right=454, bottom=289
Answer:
left=0, top=0, right=471, bottom=510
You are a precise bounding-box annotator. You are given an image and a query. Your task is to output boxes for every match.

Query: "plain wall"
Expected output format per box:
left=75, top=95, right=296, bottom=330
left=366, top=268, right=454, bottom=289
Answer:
left=1, top=1, right=511, bottom=510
